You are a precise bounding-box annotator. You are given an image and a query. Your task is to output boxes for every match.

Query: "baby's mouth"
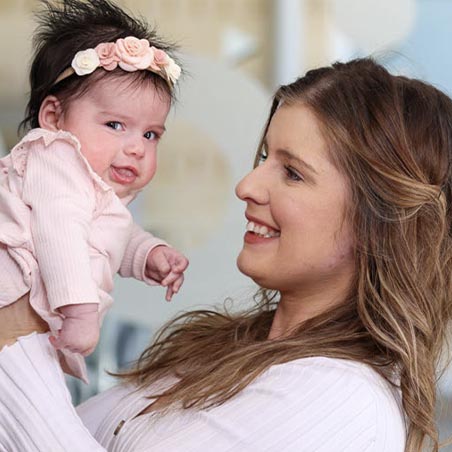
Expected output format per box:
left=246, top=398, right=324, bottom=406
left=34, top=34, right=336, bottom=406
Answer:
left=110, top=165, right=138, bottom=184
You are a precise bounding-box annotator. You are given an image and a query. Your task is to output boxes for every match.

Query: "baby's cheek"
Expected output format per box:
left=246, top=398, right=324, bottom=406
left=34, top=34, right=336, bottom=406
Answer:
left=143, top=165, right=157, bottom=186
left=82, top=153, right=107, bottom=178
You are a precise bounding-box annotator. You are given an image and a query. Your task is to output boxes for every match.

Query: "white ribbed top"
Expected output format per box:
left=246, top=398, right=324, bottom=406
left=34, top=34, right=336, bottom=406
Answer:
left=0, top=333, right=406, bottom=451
left=0, top=333, right=105, bottom=452
left=78, top=357, right=406, bottom=451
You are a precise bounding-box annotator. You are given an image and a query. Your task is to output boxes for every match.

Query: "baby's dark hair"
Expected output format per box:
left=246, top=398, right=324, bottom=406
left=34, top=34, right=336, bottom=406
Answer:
left=21, top=0, right=180, bottom=132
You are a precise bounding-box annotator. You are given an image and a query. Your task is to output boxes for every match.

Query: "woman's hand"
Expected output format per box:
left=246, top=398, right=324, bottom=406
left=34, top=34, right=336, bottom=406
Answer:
left=0, top=293, right=48, bottom=349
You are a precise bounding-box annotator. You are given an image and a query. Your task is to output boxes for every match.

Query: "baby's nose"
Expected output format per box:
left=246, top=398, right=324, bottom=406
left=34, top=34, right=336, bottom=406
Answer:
left=124, top=137, right=145, bottom=157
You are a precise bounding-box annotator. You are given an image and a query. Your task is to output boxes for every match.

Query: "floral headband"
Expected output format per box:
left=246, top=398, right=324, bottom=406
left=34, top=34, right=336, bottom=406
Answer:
left=53, top=36, right=181, bottom=88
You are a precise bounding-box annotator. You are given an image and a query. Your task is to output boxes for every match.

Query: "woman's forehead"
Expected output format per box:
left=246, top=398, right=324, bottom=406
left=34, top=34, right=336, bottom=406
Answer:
left=266, top=105, right=330, bottom=163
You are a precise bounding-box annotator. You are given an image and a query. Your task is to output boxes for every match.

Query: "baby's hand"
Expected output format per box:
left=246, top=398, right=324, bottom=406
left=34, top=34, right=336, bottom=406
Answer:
left=146, top=246, right=189, bottom=301
left=49, top=303, right=100, bottom=356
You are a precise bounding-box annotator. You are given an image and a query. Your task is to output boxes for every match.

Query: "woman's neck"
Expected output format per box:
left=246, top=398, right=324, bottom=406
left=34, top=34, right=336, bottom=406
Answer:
left=268, top=276, right=352, bottom=340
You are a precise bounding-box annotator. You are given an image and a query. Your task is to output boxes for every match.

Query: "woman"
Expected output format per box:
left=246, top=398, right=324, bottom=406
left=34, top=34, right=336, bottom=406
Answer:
left=1, top=57, right=451, bottom=452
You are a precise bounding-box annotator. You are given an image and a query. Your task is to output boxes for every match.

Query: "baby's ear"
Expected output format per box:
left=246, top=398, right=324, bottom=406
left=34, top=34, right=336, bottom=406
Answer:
left=38, top=95, right=63, bottom=131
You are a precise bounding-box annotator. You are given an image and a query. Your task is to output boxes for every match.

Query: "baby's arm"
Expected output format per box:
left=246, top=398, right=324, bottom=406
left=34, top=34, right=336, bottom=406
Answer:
left=22, top=138, right=99, bottom=310
left=119, top=223, right=188, bottom=300
left=49, top=303, right=100, bottom=356
left=22, top=139, right=99, bottom=310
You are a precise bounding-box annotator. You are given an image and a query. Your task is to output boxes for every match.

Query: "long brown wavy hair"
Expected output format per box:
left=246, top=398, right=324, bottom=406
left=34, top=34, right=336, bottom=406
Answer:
left=120, top=58, right=452, bottom=451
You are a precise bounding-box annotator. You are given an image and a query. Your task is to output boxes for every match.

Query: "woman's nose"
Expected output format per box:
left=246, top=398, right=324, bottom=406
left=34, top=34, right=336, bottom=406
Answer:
left=235, top=166, right=268, bottom=205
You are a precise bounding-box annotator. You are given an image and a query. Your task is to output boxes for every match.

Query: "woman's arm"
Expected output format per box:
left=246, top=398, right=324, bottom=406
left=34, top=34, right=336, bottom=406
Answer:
left=0, top=328, right=106, bottom=452
left=0, top=294, right=48, bottom=349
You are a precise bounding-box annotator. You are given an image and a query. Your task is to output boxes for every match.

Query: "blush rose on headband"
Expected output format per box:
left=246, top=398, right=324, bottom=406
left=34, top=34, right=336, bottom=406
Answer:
left=54, top=36, right=181, bottom=87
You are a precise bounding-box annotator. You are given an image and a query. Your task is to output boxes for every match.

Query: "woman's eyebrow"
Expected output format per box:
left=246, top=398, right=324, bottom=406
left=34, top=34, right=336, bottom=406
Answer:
left=275, top=148, right=319, bottom=175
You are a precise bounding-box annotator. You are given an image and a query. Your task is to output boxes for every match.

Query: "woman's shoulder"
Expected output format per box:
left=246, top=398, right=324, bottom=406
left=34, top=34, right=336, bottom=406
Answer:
left=256, top=356, right=406, bottom=450
left=268, top=356, right=402, bottom=410
left=280, top=355, right=393, bottom=382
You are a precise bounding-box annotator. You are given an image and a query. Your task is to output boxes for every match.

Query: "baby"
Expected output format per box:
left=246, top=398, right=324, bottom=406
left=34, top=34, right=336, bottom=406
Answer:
left=0, top=0, right=188, bottom=383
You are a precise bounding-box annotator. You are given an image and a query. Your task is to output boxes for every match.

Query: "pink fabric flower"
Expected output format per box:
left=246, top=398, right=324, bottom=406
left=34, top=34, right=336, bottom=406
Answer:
left=115, top=36, right=154, bottom=71
left=54, top=36, right=181, bottom=88
left=95, top=43, right=119, bottom=71
left=150, top=47, right=169, bottom=71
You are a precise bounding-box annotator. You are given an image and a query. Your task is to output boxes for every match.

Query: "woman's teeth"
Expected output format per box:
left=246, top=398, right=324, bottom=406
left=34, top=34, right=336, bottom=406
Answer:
left=246, top=221, right=280, bottom=238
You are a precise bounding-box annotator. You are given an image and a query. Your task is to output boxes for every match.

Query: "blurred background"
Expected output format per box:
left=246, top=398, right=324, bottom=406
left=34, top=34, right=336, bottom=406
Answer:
left=1, top=0, right=452, bottom=446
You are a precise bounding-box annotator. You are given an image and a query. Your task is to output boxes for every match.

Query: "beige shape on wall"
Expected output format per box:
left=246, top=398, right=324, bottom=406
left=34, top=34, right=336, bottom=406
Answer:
left=141, top=119, right=231, bottom=251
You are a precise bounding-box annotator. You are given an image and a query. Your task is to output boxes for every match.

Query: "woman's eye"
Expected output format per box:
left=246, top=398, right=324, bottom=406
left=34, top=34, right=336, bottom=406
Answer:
left=106, top=121, right=122, bottom=130
left=144, top=131, right=158, bottom=140
left=284, top=165, right=303, bottom=182
left=257, top=148, right=268, bottom=164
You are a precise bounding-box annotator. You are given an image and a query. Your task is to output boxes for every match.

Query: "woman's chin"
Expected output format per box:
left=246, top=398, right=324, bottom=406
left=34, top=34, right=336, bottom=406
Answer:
left=236, top=251, right=251, bottom=275
left=237, top=253, right=267, bottom=287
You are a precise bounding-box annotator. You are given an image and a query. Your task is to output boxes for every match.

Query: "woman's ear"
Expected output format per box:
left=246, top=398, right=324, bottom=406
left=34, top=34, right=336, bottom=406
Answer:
left=38, top=95, right=63, bottom=130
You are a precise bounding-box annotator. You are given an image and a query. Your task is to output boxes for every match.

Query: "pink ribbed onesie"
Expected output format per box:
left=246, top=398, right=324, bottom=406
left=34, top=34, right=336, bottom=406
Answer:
left=0, top=128, right=166, bottom=381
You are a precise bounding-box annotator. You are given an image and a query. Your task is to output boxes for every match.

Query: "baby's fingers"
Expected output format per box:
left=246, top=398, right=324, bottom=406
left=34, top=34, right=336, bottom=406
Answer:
left=172, top=274, right=184, bottom=294
left=49, top=332, right=72, bottom=352
left=165, top=275, right=184, bottom=301
left=161, top=270, right=180, bottom=287
left=49, top=332, right=97, bottom=356
left=151, top=250, right=171, bottom=275
left=173, top=255, right=189, bottom=272
left=78, top=344, right=96, bottom=357
left=165, top=286, right=174, bottom=302
left=49, top=333, right=63, bottom=349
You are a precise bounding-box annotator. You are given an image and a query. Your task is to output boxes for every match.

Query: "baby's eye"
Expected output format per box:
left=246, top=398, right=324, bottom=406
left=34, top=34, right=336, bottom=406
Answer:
left=106, top=121, right=123, bottom=131
left=144, top=131, right=158, bottom=140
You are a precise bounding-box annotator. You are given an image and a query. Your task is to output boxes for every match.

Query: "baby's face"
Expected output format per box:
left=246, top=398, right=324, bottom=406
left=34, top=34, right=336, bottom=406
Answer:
left=56, top=76, right=171, bottom=200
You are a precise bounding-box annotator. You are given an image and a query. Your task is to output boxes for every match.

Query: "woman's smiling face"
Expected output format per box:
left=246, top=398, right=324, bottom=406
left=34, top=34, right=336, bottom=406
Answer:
left=235, top=103, right=355, bottom=304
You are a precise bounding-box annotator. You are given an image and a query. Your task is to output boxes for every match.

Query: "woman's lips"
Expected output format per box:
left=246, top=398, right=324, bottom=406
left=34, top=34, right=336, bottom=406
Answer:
left=110, top=165, right=137, bottom=184
left=244, top=231, right=279, bottom=244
